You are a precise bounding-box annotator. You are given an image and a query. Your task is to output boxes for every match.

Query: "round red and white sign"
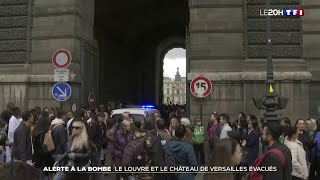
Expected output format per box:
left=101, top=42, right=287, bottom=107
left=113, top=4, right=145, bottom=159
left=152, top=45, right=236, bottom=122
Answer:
left=52, top=49, right=72, bottom=68
left=190, top=76, right=212, bottom=98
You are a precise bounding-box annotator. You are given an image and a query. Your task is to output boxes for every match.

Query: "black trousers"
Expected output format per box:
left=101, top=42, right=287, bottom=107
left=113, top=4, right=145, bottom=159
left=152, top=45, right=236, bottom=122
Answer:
left=292, top=176, right=303, bottom=180
left=193, top=143, right=205, bottom=165
left=116, top=173, right=129, bottom=180
left=315, top=157, right=320, bottom=180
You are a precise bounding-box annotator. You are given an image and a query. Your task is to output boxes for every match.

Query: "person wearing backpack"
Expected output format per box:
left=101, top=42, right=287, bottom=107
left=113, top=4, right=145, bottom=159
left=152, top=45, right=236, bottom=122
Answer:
left=192, top=118, right=205, bottom=165
left=122, top=119, right=150, bottom=179
left=284, top=127, right=308, bottom=180
left=255, top=123, right=292, bottom=180
left=164, top=124, right=198, bottom=180
left=50, top=111, right=68, bottom=180
left=32, top=112, right=54, bottom=180
left=123, top=117, right=166, bottom=180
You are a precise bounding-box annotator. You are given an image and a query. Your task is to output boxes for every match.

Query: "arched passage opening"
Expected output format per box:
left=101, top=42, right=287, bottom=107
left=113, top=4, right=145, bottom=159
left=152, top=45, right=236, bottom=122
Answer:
left=155, top=37, right=186, bottom=106
left=162, top=48, right=186, bottom=105
left=93, top=0, right=189, bottom=106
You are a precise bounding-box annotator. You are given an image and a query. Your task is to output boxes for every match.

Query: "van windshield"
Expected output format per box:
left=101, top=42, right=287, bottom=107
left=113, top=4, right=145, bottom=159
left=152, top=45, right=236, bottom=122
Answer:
left=112, top=114, right=145, bottom=123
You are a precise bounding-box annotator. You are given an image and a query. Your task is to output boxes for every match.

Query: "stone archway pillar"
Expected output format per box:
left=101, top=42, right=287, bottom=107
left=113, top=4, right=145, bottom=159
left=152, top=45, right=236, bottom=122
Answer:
left=155, top=37, right=186, bottom=106
left=28, top=0, right=97, bottom=110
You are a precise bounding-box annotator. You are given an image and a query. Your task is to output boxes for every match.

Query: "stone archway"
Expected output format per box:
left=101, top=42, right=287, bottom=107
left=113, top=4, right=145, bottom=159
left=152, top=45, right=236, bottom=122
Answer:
left=155, top=37, right=186, bottom=106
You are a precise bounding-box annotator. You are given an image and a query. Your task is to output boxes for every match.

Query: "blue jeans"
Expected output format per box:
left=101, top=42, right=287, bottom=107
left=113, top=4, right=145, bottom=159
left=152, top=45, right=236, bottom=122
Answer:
left=52, top=154, right=66, bottom=180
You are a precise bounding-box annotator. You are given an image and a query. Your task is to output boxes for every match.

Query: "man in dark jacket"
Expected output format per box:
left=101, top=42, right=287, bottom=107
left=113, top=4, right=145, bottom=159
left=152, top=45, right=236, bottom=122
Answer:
left=145, top=117, right=166, bottom=180
left=87, top=114, right=104, bottom=161
left=11, top=111, right=34, bottom=165
left=50, top=111, right=67, bottom=180
left=124, top=116, right=166, bottom=180
left=50, top=111, right=68, bottom=160
left=164, top=124, right=198, bottom=180
left=261, top=123, right=292, bottom=180
left=0, top=102, right=14, bottom=125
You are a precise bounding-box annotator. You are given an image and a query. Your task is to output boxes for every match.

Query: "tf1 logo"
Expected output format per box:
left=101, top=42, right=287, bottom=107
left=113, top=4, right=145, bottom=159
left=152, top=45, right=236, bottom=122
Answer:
left=284, top=8, right=304, bottom=16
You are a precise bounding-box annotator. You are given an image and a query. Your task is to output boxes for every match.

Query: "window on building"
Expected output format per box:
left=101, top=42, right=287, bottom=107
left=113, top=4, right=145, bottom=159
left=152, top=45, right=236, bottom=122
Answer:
left=167, top=89, right=169, bottom=94
left=177, top=89, right=179, bottom=94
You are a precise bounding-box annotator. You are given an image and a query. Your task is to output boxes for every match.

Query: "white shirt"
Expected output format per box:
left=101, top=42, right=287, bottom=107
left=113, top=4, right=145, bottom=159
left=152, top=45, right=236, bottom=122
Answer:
left=220, top=124, right=232, bottom=140
left=87, top=117, right=92, bottom=124
left=67, top=118, right=74, bottom=130
left=284, top=138, right=309, bottom=180
left=8, top=116, right=22, bottom=143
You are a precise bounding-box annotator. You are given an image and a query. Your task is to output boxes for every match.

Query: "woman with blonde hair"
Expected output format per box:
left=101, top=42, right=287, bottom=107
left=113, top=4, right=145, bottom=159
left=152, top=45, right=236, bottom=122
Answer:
left=306, top=119, right=317, bottom=140
left=54, top=120, right=91, bottom=180
left=169, top=118, right=178, bottom=138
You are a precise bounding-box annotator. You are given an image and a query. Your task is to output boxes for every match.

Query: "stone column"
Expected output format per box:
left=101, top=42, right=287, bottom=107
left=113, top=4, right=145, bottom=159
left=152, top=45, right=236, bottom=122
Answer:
left=0, top=0, right=33, bottom=111
left=243, top=0, right=310, bottom=121
left=188, top=0, right=311, bottom=123
left=29, top=0, right=96, bottom=110
left=188, top=0, right=244, bottom=122
left=303, top=0, right=320, bottom=118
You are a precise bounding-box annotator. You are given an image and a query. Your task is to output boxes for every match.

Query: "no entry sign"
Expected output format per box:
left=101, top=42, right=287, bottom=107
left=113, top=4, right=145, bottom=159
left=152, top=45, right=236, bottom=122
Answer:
left=52, top=49, right=72, bottom=68
left=190, top=76, right=212, bottom=98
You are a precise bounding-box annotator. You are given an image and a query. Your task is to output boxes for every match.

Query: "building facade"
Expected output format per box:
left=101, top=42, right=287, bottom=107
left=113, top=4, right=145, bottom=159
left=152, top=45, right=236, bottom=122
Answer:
left=0, top=0, right=319, bottom=122
left=163, top=68, right=186, bottom=105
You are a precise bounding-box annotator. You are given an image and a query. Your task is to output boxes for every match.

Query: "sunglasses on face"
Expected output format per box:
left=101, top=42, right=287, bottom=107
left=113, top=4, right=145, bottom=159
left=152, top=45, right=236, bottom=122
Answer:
left=72, top=126, right=81, bottom=130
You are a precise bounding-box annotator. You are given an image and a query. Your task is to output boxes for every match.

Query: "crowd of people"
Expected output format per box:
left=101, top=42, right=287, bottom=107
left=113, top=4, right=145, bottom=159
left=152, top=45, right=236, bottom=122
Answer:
left=0, top=102, right=319, bottom=180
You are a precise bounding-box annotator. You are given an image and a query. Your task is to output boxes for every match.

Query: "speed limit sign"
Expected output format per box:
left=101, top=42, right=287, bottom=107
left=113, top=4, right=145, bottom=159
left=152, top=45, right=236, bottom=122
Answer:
left=190, top=76, right=212, bottom=98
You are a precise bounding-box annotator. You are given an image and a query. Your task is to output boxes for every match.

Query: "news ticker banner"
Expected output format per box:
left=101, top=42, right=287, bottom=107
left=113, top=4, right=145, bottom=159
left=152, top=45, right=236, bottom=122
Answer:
left=43, top=166, right=278, bottom=173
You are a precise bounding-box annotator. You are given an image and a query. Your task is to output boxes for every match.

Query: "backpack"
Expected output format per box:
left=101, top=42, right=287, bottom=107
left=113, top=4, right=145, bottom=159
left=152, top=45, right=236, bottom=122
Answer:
left=122, top=135, right=152, bottom=167
left=249, top=148, right=285, bottom=180
left=43, top=124, right=62, bottom=152
left=164, top=149, right=176, bottom=167
left=164, top=145, right=178, bottom=178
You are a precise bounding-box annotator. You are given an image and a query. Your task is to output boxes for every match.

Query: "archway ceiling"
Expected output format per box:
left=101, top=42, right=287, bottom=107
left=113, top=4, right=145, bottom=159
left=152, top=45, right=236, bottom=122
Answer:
left=94, top=0, right=189, bottom=48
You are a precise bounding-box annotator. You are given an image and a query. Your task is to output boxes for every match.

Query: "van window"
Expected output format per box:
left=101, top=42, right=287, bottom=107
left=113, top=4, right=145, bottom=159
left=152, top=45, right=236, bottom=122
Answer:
left=112, top=114, right=145, bottom=123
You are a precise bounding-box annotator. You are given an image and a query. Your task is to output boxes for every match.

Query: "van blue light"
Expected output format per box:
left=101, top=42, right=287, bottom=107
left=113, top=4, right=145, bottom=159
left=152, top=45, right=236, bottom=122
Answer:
left=141, top=105, right=155, bottom=108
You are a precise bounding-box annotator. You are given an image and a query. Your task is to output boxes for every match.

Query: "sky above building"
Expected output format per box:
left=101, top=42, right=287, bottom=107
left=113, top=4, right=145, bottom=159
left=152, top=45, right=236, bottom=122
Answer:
left=163, top=48, right=186, bottom=79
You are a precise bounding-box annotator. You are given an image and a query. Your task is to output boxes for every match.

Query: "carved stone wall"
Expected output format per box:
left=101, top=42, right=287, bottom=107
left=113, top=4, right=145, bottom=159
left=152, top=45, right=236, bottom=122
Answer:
left=245, top=0, right=302, bottom=58
left=0, top=0, right=32, bottom=64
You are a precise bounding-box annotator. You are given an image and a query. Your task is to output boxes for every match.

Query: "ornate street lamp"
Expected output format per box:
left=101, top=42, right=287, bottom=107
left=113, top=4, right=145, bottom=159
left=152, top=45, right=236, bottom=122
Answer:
left=252, top=0, right=288, bottom=127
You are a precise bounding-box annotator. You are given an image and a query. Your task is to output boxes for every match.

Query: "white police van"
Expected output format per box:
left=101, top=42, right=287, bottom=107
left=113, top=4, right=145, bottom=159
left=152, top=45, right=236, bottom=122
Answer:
left=110, top=105, right=160, bottom=123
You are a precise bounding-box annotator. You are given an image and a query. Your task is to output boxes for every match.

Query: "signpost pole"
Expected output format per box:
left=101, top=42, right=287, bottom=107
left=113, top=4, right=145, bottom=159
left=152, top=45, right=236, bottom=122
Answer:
left=52, top=49, right=72, bottom=109
left=200, top=98, right=203, bottom=124
left=190, top=76, right=212, bottom=124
